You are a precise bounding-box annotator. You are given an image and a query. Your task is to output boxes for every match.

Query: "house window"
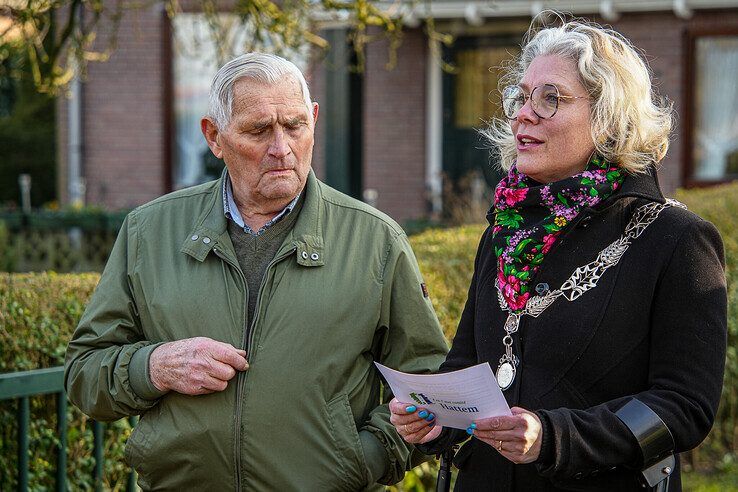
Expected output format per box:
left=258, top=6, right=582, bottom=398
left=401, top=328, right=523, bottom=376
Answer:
left=172, top=14, right=231, bottom=189
left=454, top=47, right=512, bottom=128
left=692, top=35, right=738, bottom=181
left=171, top=14, right=307, bottom=189
left=443, top=39, right=519, bottom=188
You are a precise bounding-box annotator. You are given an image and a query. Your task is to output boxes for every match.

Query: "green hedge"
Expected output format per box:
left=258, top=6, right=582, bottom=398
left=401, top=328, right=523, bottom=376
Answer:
left=675, top=183, right=738, bottom=470
left=0, top=182, right=736, bottom=490
left=0, top=273, right=134, bottom=490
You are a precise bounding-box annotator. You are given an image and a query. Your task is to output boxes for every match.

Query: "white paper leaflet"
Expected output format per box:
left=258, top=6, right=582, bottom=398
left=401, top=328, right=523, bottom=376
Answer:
left=375, top=362, right=512, bottom=430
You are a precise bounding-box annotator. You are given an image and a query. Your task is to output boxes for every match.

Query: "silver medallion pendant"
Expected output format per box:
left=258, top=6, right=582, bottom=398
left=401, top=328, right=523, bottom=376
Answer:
left=496, top=361, right=516, bottom=391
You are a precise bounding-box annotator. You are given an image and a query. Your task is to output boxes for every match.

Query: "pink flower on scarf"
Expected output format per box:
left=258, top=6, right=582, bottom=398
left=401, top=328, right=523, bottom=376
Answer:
left=497, top=258, right=530, bottom=311
left=501, top=188, right=528, bottom=207
left=541, top=233, right=557, bottom=254
left=506, top=291, right=530, bottom=311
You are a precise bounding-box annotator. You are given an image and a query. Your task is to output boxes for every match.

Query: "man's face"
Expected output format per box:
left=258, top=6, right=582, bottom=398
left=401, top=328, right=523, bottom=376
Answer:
left=203, top=76, right=318, bottom=209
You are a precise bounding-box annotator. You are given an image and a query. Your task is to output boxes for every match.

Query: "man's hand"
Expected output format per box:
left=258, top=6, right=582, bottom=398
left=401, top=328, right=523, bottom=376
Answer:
left=149, top=337, right=249, bottom=395
left=468, top=406, right=543, bottom=464
left=389, top=398, right=443, bottom=444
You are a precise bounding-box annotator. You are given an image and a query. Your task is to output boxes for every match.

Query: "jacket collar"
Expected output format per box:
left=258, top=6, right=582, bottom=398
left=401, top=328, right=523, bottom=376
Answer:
left=601, top=165, right=665, bottom=206
left=181, top=168, right=325, bottom=267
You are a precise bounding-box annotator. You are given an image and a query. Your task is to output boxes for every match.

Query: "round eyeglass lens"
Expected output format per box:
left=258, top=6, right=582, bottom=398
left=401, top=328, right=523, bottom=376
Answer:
left=532, top=84, right=559, bottom=119
left=502, top=86, right=524, bottom=119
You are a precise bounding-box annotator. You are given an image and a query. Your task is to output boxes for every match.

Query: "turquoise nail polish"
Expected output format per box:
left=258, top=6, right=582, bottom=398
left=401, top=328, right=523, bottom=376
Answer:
left=429, top=421, right=436, bottom=428
left=470, top=423, right=477, bottom=429
left=405, top=405, right=417, bottom=413
left=418, top=410, right=429, bottom=418
left=426, top=413, right=435, bottom=421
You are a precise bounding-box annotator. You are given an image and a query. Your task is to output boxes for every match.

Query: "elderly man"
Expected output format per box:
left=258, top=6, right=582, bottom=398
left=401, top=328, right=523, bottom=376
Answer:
left=64, top=53, right=448, bottom=490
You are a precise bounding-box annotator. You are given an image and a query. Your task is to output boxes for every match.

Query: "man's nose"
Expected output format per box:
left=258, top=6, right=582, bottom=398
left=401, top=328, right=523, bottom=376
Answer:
left=268, top=127, right=291, bottom=158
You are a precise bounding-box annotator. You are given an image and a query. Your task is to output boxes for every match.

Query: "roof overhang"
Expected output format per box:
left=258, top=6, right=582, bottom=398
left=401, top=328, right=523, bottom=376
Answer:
left=313, top=0, right=738, bottom=27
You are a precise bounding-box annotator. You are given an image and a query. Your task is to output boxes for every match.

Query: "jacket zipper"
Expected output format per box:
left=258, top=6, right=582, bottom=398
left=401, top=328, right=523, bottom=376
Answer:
left=212, top=247, right=248, bottom=492
left=216, top=245, right=297, bottom=492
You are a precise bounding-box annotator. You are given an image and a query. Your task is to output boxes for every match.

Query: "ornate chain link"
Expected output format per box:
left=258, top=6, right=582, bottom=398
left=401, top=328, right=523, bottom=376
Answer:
left=493, top=199, right=685, bottom=390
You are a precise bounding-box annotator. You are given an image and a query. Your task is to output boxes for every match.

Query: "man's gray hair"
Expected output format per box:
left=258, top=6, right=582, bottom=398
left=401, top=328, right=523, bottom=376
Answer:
left=207, top=52, right=313, bottom=129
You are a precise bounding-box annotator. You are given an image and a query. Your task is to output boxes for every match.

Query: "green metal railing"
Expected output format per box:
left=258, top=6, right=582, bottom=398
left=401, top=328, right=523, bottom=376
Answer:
left=0, top=366, right=137, bottom=491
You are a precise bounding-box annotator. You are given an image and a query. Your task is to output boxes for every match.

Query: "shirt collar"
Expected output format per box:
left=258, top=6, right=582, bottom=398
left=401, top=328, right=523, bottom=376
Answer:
left=223, top=172, right=300, bottom=235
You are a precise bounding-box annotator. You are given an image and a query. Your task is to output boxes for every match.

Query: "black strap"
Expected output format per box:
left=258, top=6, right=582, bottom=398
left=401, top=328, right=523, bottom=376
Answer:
left=615, top=398, right=675, bottom=490
left=436, top=447, right=456, bottom=492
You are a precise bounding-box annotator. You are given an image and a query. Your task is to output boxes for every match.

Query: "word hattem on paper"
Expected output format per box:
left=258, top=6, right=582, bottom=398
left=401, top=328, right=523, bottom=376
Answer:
left=409, top=392, right=479, bottom=413
left=375, top=362, right=512, bottom=430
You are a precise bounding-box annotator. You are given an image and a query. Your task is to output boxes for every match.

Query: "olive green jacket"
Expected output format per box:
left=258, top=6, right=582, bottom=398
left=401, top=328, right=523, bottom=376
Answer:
left=64, top=170, right=449, bottom=491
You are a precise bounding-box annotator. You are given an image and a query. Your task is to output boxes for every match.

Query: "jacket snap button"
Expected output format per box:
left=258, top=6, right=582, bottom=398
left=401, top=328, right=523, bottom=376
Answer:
left=535, top=283, right=549, bottom=294
left=191, top=235, right=199, bottom=241
left=202, top=237, right=211, bottom=244
left=301, top=251, right=308, bottom=260
left=310, top=253, right=319, bottom=261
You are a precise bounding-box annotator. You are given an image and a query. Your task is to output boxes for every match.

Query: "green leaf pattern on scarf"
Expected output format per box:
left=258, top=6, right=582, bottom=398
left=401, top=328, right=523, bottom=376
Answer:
left=492, top=155, right=625, bottom=312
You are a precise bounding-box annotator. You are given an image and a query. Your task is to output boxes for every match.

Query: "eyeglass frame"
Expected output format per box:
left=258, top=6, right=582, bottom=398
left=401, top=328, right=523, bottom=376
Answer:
left=502, top=83, right=589, bottom=120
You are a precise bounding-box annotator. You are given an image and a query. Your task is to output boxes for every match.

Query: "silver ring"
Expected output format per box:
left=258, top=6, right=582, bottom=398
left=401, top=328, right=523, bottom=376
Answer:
left=497, top=440, right=503, bottom=451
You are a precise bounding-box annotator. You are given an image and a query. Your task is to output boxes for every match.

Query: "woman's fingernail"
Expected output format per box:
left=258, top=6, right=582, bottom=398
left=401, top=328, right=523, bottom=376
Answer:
left=426, top=413, right=435, bottom=421
left=429, top=421, right=436, bottom=428
left=405, top=405, right=417, bottom=413
left=466, top=427, right=474, bottom=435
left=469, top=423, right=477, bottom=429
left=418, top=410, right=429, bottom=418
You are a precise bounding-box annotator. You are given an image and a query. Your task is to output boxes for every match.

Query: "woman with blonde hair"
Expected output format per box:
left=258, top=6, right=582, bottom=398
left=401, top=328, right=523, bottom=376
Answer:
left=389, top=14, right=727, bottom=491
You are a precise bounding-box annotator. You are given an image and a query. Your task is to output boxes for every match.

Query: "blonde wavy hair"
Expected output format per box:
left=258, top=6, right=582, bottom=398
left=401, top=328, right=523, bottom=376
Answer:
left=485, top=13, right=674, bottom=173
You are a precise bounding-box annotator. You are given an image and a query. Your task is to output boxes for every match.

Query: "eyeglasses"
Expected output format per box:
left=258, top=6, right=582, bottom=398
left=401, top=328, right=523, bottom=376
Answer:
left=502, top=84, right=588, bottom=120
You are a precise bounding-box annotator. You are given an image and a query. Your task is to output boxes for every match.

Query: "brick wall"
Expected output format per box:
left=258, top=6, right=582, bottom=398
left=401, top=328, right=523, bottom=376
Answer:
left=363, top=28, right=428, bottom=224
left=58, top=2, right=169, bottom=209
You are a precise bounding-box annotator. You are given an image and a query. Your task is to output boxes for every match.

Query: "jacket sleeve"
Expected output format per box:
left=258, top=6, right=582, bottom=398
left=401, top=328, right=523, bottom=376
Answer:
left=535, top=218, right=728, bottom=480
left=358, top=232, right=449, bottom=485
left=64, top=212, right=164, bottom=421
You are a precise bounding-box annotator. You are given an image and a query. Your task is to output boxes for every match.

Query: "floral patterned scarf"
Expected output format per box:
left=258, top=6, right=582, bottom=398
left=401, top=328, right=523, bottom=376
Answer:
left=491, top=155, right=625, bottom=312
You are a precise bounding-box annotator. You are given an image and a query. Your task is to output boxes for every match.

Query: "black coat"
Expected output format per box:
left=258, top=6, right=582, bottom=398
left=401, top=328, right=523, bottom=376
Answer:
left=423, top=169, right=727, bottom=491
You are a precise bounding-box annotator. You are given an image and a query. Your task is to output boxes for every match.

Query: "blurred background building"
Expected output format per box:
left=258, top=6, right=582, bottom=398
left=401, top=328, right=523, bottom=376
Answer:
left=49, top=0, right=738, bottom=224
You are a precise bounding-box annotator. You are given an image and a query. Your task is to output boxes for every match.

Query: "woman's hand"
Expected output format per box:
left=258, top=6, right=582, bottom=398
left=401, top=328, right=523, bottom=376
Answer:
left=389, top=398, right=443, bottom=444
left=468, top=406, right=543, bottom=464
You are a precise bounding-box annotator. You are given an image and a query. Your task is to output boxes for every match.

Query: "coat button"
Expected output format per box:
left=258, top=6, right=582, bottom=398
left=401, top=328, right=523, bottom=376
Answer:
left=310, top=253, right=319, bottom=261
left=191, top=235, right=199, bottom=241
left=202, top=237, right=211, bottom=244
left=301, top=251, right=308, bottom=260
left=535, top=282, right=549, bottom=295
left=573, top=472, right=584, bottom=480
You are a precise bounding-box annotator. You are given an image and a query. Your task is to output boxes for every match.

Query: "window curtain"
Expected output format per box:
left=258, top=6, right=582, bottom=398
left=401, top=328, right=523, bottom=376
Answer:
left=173, top=15, right=225, bottom=189
left=694, top=36, right=738, bottom=180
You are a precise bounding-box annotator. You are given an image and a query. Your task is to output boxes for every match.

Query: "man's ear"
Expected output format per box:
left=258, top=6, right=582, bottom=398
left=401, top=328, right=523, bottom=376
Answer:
left=201, top=117, right=224, bottom=159
left=311, top=102, right=319, bottom=127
